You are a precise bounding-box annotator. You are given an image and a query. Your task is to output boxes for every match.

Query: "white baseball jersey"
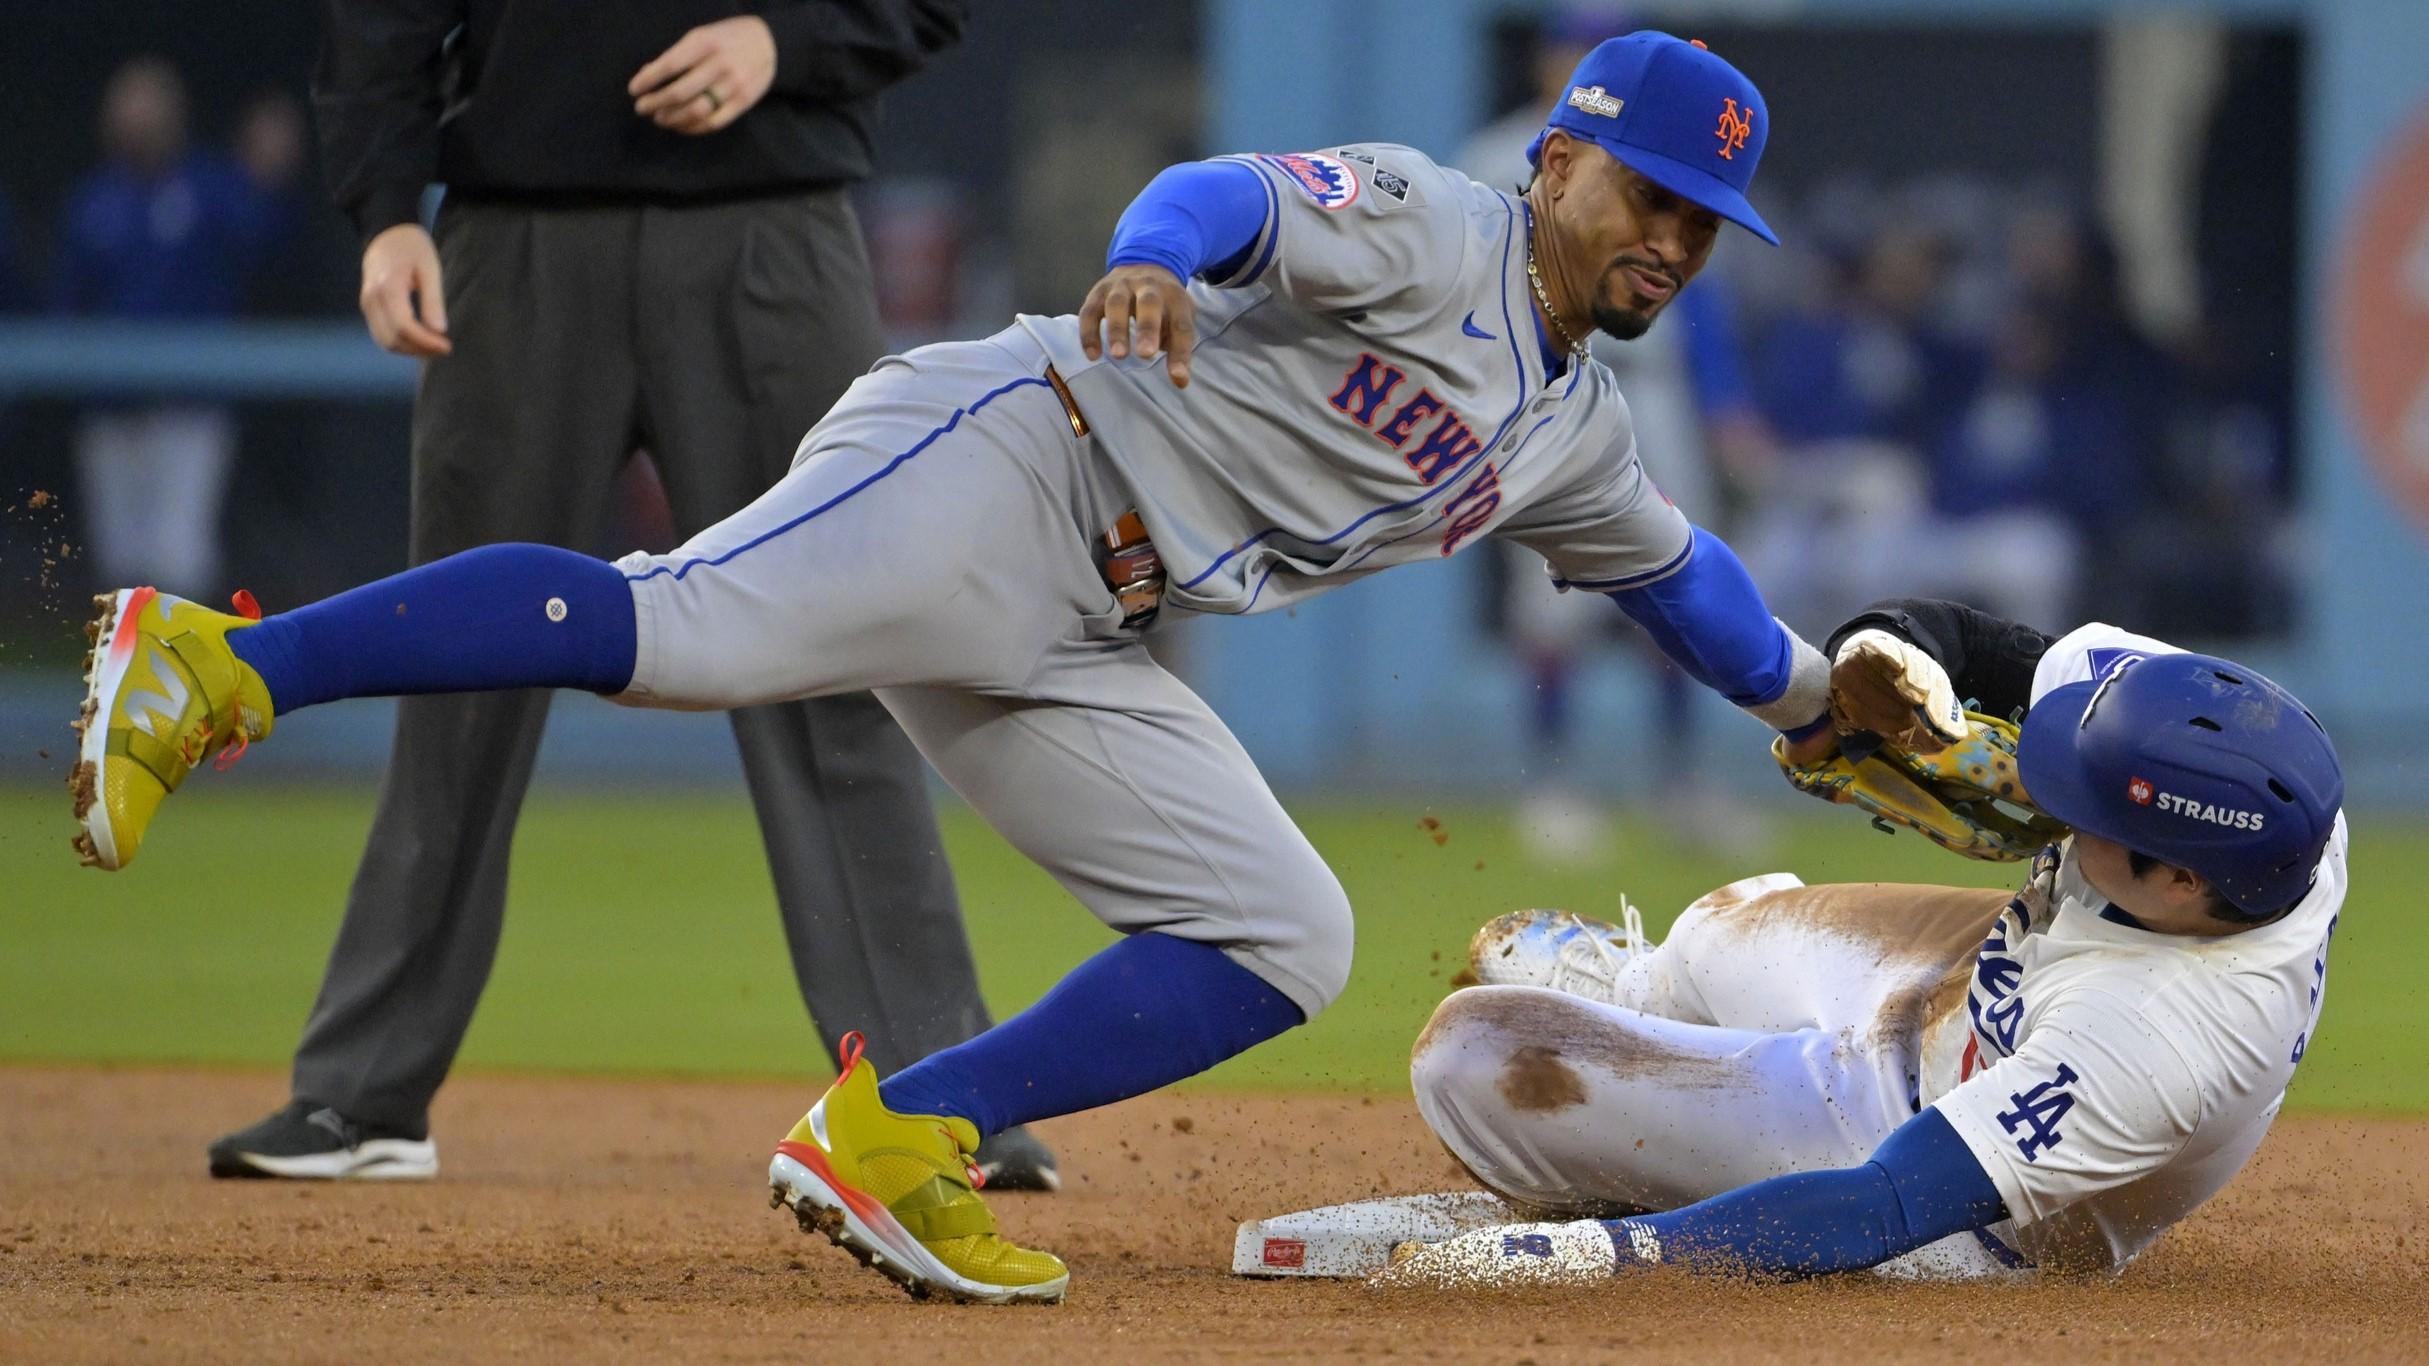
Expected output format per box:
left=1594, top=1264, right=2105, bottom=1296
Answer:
left=1921, top=623, right=2348, bottom=1271
left=1016, top=144, right=1693, bottom=616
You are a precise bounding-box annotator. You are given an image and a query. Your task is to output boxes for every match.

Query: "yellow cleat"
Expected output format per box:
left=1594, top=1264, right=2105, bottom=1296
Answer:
left=70, top=587, right=275, bottom=870
left=769, top=1033, right=1069, bottom=1304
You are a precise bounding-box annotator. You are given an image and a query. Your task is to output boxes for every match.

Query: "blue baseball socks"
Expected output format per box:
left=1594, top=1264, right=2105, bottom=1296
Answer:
left=878, top=931, right=1305, bottom=1136
left=225, top=548, right=1307, bottom=1137
left=229, top=543, right=637, bottom=711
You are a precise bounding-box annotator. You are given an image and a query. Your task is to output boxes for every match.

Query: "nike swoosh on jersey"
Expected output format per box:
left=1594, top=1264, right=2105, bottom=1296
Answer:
left=1461, top=312, right=1496, bottom=340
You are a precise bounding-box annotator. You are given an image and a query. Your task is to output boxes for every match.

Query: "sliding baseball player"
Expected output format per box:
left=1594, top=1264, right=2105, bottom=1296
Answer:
left=1389, top=599, right=2345, bottom=1283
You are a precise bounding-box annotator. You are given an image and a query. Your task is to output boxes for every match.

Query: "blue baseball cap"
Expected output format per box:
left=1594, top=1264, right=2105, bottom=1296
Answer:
left=2018, top=652, right=2343, bottom=918
left=1525, top=31, right=1779, bottom=245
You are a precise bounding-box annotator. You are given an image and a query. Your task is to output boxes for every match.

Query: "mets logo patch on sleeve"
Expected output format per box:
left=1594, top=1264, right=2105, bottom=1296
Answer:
left=1262, top=152, right=1360, bottom=210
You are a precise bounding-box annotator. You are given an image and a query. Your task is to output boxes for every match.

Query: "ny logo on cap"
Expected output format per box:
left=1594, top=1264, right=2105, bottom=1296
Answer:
left=1567, top=84, right=1623, bottom=119
left=1715, top=97, right=1753, bottom=160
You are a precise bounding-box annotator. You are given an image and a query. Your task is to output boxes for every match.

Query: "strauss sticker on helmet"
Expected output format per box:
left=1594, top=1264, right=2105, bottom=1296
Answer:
left=2153, top=791, right=2267, bottom=832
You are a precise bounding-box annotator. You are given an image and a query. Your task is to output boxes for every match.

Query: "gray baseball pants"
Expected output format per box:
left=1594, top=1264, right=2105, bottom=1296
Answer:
left=614, top=327, right=1355, bottom=1017
left=292, top=191, right=1003, bottom=1129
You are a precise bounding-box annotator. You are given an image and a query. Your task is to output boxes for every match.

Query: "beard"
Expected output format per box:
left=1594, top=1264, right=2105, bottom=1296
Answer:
left=1590, top=264, right=1674, bottom=341
left=1592, top=299, right=1657, bottom=341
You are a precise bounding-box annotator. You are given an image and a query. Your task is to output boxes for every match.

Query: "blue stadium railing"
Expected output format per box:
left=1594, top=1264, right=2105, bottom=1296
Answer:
left=0, top=320, right=416, bottom=400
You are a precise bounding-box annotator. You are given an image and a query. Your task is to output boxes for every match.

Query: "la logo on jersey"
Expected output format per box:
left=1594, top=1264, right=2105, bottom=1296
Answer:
left=1996, top=1063, right=2080, bottom=1162
left=1262, top=153, right=1359, bottom=210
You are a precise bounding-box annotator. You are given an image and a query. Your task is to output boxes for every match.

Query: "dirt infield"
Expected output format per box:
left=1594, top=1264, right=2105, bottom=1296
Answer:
left=4, top=1067, right=2424, bottom=1364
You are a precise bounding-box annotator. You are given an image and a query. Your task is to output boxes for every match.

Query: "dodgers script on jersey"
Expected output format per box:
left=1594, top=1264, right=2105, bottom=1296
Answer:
left=1917, top=624, right=2349, bottom=1271
left=1016, top=144, right=1691, bottom=615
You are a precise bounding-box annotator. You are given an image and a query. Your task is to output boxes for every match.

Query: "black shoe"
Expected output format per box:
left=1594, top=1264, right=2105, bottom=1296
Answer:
left=207, top=1100, right=438, bottom=1181
left=972, top=1123, right=1061, bottom=1193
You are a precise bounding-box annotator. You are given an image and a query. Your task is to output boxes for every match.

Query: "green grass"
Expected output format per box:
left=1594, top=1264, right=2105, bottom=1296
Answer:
left=2, top=782, right=2420, bottom=1110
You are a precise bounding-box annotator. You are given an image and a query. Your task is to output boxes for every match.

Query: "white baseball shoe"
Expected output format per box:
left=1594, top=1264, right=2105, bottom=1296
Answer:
left=1460, top=901, right=1650, bottom=1005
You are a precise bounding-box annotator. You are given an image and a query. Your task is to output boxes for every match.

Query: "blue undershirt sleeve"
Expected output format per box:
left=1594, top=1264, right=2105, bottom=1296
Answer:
left=1604, top=526, right=1827, bottom=733
left=1105, top=159, right=1271, bottom=284
left=1604, top=1108, right=2009, bottom=1278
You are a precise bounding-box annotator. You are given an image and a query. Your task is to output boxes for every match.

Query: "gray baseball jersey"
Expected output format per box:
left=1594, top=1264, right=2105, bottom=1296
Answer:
left=1018, top=143, right=1693, bottom=616
left=610, top=147, right=1766, bottom=1023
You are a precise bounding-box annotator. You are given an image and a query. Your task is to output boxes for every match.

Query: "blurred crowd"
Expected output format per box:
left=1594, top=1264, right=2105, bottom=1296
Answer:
left=1, top=55, right=306, bottom=598
left=1461, top=12, right=2299, bottom=858
left=1723, top=181, right=2296, bottom=644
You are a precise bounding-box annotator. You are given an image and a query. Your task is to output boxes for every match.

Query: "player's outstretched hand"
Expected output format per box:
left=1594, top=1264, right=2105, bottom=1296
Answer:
left=1080, top=264, right=1197, bottom=388
left=1829, top=628, right=1967, bottom=754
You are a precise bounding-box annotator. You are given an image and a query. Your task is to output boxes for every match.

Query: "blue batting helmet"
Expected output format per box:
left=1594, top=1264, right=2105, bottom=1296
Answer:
left=2018, top=652, right=2342, bottom=917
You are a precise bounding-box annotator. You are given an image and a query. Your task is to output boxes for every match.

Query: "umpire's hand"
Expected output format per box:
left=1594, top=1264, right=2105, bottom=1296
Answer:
left=1079, top=265, right=1197, bottom=388
left=359, top=224, right=450, bottom=358
left=630, top=16, right=778, bottom=135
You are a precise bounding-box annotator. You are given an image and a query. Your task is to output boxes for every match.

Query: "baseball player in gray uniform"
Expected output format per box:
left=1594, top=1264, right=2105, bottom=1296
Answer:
left=76, top=33, right=1827, bottom=1303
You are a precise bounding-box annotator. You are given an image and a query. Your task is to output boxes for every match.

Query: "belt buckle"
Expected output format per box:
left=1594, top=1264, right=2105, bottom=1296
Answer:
left=1101, top=509, right=1163, bottom=629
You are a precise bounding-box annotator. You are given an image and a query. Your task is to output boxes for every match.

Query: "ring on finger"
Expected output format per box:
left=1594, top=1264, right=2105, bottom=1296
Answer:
left=701, top=87, right=724, bottom=113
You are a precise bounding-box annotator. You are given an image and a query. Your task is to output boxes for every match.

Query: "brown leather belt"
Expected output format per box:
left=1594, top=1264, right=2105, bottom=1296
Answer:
left=1046, top=363, right=1164, bottom=629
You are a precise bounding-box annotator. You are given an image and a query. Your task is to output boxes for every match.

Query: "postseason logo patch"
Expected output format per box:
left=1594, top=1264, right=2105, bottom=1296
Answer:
left=1568, top=84, right=1623, bottom=118
left=1263, top=152, right=1360, bottom=210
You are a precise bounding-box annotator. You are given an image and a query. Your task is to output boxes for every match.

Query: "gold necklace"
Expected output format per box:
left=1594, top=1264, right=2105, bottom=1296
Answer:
left=1526, top=242, right=1585, bottom=358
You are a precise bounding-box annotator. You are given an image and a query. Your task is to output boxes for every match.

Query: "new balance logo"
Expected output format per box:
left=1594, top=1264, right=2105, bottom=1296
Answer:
left=1502, top=1233, right=1554, bottom=1258
left=123, top=643, right=191, bottom=739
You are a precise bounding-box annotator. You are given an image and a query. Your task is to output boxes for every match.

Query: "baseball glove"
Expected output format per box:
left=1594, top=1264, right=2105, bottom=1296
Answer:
left=1771, top=712, right=2067, bottom=862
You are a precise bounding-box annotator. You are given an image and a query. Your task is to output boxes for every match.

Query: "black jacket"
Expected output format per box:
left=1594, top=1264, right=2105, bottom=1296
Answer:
left=315, top=0, right=966, bottom=240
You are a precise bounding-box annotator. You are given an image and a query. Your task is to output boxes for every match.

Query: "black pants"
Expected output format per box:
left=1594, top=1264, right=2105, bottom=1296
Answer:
left=289, top=190, right=995, bottom=1130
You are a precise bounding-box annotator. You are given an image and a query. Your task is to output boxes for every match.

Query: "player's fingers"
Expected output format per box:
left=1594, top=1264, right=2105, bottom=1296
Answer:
left=359, top=287, right=399, bottom=350
left=393, top=315, right=452, bottom=357
left=366, top=278, right=418, bottom=355
left=630, top=31, right=711, bottom=97
left=1165, top=299, right=1196, bottom=387
left=376, top=297, right=449, bottom=357
left=1078, top=285, right=1108, bottom=360
left=636, top=55, right=720, bottom=116
left=390, top=278, right=451, bottom=356
left=707, top=87, right=750, bottom=130
left=414, top=256, right=448, bottom=336
left=1131, top=290, right=1164, bottom=360
left=1102, top=286, right=1134, bottom=359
